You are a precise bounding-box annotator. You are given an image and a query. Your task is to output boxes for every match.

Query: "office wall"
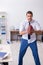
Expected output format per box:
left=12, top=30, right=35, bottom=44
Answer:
left=0, top=0, right=43, bottom=40
left=0, top=0, right=43, bottom=29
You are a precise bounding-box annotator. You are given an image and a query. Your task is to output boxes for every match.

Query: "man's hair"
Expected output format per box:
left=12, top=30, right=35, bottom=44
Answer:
left=26, top=11, right=33, bottom=16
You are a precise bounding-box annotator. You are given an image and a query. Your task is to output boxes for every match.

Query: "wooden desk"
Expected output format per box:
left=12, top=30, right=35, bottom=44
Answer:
left=10, top=30, right=43, bottom=41
left=10, top=30, right=22, bottom=41
left=0, top=44, right=12, bottom=65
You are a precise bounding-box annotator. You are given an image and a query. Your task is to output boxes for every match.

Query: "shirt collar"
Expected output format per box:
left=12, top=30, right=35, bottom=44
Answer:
left=26, top=19, right=34, bottom=24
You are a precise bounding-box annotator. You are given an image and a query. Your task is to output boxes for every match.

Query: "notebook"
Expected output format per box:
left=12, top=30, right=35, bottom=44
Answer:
left=0, top=52, right=9, bottom=59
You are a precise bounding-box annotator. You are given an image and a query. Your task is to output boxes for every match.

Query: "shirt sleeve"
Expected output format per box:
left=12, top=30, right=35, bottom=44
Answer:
left=35, top=21, right=41, bottom=31
left=19, top=22, right=25, bottom=32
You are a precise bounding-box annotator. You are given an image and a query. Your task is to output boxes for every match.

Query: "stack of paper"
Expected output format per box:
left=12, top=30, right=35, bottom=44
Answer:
left=0, top=52, right=9, bottom=59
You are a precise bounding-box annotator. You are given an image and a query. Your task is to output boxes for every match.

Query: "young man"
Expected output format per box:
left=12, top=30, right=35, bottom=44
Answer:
left=18, top=11, right=42, bottom=65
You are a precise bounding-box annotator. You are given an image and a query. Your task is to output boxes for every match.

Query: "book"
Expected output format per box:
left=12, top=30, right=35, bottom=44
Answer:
left=0, top=52, right=9, bottom=59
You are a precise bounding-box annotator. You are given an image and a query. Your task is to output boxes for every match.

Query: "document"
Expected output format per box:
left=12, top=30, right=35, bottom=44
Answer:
left=0, top=52, right=9, bottom=59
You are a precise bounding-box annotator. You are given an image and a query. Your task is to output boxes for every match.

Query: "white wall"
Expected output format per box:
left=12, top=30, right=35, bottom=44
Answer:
left=0, top=0, right=43, bottom=29
left=0, top=0, right=43, bottom=40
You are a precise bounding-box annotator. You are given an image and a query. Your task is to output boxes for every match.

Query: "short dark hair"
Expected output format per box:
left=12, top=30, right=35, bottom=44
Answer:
left=26, top=11, right=33, bottom=16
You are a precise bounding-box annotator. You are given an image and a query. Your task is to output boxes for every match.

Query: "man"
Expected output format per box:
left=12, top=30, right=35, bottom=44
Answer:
left=18, top=11, right=42, bottom=65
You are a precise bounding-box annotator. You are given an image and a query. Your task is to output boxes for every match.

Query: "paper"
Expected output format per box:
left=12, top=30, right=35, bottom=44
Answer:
left=0, top=52, right=9, bottom=59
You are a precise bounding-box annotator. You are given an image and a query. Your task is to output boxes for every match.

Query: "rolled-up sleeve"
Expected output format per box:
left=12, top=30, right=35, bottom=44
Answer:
left=19, top=22, right=25, bottom=32
left=35, top=21, right=41, bottom=30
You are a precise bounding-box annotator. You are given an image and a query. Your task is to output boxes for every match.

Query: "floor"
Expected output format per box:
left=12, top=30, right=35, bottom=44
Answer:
left=8, top=41, right=43, bottom=65
left=1, top=41, right=43, bottom=65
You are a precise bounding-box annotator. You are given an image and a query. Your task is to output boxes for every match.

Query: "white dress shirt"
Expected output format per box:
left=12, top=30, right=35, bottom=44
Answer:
left=19, top=20, right=41, bottom=43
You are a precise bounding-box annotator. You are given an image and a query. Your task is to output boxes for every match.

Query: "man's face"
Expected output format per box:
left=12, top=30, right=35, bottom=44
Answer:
left=26, top=13, right=33, bottom=22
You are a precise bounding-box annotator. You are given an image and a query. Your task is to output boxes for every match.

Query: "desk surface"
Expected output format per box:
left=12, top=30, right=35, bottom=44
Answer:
left=0, top=44, right=12, bottom=62
left=10, top=30, right=19, bottom=33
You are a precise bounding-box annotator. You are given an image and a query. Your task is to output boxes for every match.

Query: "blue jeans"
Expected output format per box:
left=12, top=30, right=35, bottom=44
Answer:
left=18, top=38, right=41, bottom=65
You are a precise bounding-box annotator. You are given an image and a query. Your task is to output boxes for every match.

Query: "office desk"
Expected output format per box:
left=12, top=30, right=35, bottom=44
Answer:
left=10, top=30, right=22, bottom=41
left=0, top=44, right=12, bottom=65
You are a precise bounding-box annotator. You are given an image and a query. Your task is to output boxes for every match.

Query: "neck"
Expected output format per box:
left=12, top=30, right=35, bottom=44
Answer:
left=28, top=19, right=33, bottom=23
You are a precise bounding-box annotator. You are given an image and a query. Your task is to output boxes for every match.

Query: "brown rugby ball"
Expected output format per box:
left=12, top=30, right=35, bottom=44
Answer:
left=29, top=25, right=33, bottom=30
left=28, top=25, right=33, bottom=35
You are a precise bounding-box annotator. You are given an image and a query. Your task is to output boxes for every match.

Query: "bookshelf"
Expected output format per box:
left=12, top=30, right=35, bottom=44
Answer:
left=0, top=12, right=7, bottom=44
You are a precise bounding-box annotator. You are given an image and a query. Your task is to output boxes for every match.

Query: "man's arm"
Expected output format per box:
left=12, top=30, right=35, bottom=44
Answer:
left=19, top=30, right=27, bottom=35
left=33, top=21, right=43, bottom=35
left=19, top=26, right=31, bottom=35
